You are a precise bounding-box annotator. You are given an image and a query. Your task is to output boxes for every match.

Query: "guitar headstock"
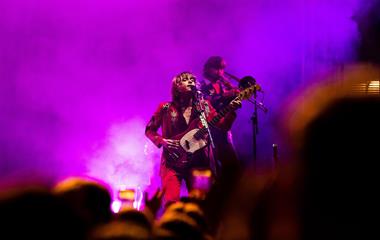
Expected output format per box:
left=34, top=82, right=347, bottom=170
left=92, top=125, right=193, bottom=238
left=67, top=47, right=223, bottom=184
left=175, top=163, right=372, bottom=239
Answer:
left=237, top=85, right=256, bottom=101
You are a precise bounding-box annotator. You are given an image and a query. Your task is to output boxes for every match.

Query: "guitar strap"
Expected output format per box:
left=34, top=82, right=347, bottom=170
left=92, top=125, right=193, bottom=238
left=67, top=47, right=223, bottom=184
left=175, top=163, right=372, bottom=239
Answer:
left=203, top=101, right=211, bottom=116
left=195, top=99, right=217, bottom=177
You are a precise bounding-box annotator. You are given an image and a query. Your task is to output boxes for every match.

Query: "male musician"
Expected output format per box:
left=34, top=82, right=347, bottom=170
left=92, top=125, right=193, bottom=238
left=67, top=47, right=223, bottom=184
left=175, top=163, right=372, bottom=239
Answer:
left=201, top=56, right=240, bottom=111
left=200, top=56, right=241, bottom=179
left=198, top=56, right=245, bottom=234
left=145, top=72, right=239, bottom=206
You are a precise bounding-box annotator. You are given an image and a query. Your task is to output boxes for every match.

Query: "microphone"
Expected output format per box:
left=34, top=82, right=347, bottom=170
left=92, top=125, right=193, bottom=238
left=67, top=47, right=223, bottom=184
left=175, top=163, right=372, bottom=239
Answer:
left=190, top=85, right=203, bottom=96
left=190, top=85, right=197, bottom=92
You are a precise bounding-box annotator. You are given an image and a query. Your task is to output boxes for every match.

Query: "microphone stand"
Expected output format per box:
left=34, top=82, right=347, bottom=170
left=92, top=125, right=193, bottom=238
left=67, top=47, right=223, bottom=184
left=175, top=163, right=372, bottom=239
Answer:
left=250, top=82, right=269, bottom=171
left=251, top=83, right=259, bottom=171
left=224, top=73, right=268, bottom=171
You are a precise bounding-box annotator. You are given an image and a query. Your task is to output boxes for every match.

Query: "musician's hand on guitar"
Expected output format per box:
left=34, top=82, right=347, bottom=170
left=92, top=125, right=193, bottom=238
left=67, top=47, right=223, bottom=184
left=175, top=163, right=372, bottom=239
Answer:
left=162, top=138, right=180, bottom=150
left=203, top=133, right=209, bottom=140
left=230, top=98, right=242, bottom=109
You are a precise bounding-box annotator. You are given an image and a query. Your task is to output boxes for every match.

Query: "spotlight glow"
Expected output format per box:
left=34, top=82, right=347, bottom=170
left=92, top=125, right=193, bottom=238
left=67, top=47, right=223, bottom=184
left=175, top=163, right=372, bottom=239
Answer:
left=86, top=118, right=161, bottom=204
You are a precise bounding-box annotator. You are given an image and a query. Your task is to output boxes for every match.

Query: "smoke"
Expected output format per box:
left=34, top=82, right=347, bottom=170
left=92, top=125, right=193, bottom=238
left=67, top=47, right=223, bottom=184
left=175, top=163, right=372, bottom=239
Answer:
left=0, top=0, right=360, bottom=185
left=86, top=118, right=161, bottom=199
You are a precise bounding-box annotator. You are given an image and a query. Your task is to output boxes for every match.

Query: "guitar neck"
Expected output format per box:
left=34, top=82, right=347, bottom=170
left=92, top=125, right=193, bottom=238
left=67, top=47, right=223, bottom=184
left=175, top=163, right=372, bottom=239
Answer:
left=194, top=102, right=236, bottom=139
left=209, top=104, right=235, bottom=126
left=192, top=86, right=253, bottom=139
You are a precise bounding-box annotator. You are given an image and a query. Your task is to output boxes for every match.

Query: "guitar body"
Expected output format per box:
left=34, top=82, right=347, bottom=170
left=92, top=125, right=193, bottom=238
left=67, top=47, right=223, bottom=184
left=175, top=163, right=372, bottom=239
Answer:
left=179, top=129, right=208, bottom=153
left=166, top=119, right=209, bottom=170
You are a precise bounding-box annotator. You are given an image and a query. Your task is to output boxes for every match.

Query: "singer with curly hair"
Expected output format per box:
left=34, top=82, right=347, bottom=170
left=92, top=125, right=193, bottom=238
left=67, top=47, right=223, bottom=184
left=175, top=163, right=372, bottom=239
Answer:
left=145, top=71, right=238, bottom=206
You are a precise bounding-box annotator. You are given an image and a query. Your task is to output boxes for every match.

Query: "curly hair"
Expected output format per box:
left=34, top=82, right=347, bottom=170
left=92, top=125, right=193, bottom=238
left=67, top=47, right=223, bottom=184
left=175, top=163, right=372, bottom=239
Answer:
left=202, top=56, right=226, bottom=79
left=171, top=71, right=197, bottom=102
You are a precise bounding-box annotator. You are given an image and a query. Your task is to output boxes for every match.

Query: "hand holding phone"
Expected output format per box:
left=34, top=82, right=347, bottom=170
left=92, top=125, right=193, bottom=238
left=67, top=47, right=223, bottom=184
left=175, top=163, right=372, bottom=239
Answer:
left=189, top=169, right=212, bottom=200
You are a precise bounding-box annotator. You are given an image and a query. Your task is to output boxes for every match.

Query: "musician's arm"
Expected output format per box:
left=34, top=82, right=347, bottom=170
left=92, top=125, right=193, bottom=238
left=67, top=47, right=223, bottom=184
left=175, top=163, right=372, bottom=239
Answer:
left=205, top=100, right=238, bottom=131
left=219, top=111, right=237, bottom=131
left=221, top=98, right=243, bottom=130
left=145, top=103, right=165, bottom=148
left=222, top=88, right=240, bottom=98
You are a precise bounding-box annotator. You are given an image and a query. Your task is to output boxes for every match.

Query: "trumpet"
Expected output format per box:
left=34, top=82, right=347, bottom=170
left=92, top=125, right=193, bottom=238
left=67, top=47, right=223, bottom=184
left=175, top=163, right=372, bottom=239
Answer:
left=224, top=72, right=267, bottom=112
left=224, top=71, right=259, bottom=91
left=217, top=71, right=239, bottom=90
left=224, top=71, right=241, bottom=83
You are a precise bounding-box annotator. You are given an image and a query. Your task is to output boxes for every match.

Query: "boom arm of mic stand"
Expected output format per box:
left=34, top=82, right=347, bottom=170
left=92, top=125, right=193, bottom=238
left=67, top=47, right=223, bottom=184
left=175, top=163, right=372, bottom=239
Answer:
left=247, top=98, right=268, bottom=113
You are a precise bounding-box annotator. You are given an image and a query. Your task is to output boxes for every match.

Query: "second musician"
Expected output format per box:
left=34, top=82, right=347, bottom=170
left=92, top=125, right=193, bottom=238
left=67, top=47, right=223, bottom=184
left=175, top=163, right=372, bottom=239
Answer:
left=200, top=56, right=242, bottom=179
